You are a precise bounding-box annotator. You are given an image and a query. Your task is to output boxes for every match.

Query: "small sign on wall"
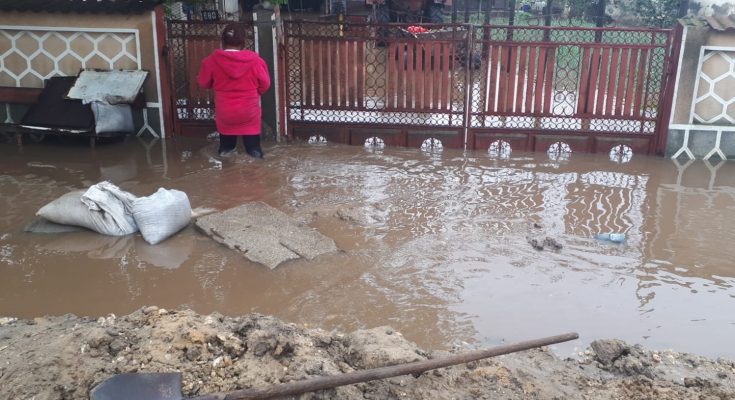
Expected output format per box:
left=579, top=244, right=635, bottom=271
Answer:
left=201, top=9, right=220, bottom=21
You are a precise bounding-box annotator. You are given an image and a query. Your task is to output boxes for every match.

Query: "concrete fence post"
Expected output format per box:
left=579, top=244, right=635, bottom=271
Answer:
left=253, top=9, right=280, bottom=142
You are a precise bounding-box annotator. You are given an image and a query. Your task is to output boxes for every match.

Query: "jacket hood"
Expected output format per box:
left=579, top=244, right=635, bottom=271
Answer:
left=209, top=49, right=260, bottom=79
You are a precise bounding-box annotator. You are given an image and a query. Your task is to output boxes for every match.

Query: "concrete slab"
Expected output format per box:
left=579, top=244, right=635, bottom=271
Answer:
left=195, top=202, right=338, bottom=269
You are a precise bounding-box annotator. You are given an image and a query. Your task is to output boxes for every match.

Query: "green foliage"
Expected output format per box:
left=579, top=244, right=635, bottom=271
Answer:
left=634, top=0, right=681, bottom=27
left=569, top=0, right=605, bottom=23
left=516, top=10, right=532, bottom=23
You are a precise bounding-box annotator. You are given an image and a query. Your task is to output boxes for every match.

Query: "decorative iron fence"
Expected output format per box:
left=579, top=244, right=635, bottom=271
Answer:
left=282, top=21, right=471, bottom=128
left=282, top=20, right=675, bottom=152
left=468, top=25, right=674, bottom=135
left=165, top=19, right=676, bottom=153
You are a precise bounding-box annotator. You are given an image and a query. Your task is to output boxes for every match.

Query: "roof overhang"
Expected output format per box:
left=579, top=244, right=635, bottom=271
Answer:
left=0, top=0, right=165, bottom=14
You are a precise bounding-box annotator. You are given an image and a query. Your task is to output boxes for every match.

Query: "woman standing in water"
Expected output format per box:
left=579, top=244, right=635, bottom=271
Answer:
left=197, top=24, right=271, bottom=158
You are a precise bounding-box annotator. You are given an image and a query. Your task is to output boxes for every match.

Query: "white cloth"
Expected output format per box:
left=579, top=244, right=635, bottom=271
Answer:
left=80, top=181, right=138, bottom=235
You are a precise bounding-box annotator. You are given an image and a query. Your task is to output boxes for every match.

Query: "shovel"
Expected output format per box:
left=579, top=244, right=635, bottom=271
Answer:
left=91, top=332, right=578, bottom=400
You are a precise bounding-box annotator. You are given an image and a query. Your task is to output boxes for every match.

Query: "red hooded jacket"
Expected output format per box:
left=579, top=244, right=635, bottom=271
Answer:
left=197, top=49, right=271, bottom=135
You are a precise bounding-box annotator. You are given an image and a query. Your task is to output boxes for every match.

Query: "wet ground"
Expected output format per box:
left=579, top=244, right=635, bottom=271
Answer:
left=1, top=135, right=734, bottom=360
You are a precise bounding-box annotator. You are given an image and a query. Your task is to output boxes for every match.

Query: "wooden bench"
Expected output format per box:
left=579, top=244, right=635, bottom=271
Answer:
left=0, top=87, right=42, bottom=145
left=0, top=87, right=42, bottom=104
left=2, top=76, right=147, bottom=147
left=0, top=82, right=132, bottom=147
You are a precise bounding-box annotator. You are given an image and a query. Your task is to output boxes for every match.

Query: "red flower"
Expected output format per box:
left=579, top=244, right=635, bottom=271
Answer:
left=407, top=25, right=428, bottom=34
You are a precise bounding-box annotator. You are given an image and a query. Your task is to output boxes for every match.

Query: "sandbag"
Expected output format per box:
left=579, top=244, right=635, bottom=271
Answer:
left=24, top=217, right=87, bottom=234
left=37, top=182, right=139, bottom=236
left=132, top=188, right=191, bottom=245
left=80, top=181, right=138, bottom=233
left=91, top=101, right=134, bottom=134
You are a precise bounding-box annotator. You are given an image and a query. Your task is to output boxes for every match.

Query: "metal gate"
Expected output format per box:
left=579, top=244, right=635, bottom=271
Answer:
left=165, top=20, right=255, bottom=137
left=468, top=25, right=677, bottom=156
left=163, top=20, right=678, bottom=155
left=282, top=20, right=471, bottom=148
left=282, top=21, right=678, bottom=155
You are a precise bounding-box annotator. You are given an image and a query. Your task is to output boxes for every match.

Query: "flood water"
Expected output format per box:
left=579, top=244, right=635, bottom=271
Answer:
left=1, top=135, right=734, bottom=360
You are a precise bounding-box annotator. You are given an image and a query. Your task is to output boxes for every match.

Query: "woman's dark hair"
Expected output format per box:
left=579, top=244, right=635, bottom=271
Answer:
left=221, top=24, right=245, bottom=48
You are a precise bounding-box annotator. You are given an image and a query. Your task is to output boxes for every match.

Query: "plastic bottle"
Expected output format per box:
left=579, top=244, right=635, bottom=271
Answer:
left=595, top=233, right=626, bottom=243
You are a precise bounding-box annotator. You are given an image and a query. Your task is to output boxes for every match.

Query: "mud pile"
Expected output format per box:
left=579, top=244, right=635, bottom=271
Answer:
left=0, top=308, right=733, bottom=399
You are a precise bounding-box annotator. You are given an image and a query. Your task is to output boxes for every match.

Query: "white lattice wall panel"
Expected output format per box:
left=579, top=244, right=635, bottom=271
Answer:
left=693, top=49, right=735, bottom=125
left=669, top=46, right=735, bottom=160
left=0, top=27, right=140, bottom=88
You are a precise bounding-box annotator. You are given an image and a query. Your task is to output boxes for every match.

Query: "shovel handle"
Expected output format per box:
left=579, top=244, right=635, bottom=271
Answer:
left=193, top=332, right=579, bottom=400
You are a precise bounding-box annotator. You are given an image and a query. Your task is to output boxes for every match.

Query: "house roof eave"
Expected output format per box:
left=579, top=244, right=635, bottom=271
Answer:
left=0, top=0, right=166, bottom=15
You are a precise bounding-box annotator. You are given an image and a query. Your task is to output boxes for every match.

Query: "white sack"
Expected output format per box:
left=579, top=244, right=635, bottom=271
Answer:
left=132, top=188, right=191, bottom=245
left=37, top=182, right=138, bottom=236
left=91, top=102, right=134, bottom=134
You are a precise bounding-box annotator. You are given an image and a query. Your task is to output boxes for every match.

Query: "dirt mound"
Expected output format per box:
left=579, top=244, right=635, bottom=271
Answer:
left=0, top=308, right=733, bottom=399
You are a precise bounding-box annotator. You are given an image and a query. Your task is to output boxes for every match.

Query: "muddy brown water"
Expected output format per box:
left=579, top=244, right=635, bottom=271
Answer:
left=1, top=136, right=734, bottom=360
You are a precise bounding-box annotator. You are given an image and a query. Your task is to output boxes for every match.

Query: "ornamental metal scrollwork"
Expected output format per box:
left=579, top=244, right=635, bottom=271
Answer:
left=364, top=137, right=385, bottom=148
left=609, top=144, right=633, bottom=163
left=488, top=140, right=512, bottom=159
left=420, top=138, right=443, bottom=152
left=308, top=135, right=328, bottom=144
left=548, top=142, right=572, bottom=161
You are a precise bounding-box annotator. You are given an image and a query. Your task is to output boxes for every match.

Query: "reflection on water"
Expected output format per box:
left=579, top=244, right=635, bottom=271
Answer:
left=1, top=136, right=734, bottom=359
left=39, top=230, right=194, bottom=269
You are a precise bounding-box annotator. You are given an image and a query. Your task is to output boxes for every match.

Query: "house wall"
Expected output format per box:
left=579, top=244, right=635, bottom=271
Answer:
left=692, top=0, right=734, bottom=16
left=0, top=9, right=166, bottom=137
left=667, top=26, right=735, bottom=160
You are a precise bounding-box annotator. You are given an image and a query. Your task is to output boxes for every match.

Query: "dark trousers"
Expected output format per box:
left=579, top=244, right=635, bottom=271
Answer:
left=219, top=134, right=263, bottom=158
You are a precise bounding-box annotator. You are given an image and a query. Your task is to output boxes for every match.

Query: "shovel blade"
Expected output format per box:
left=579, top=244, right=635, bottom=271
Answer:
left=90, top=372, right=184, bottom=400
